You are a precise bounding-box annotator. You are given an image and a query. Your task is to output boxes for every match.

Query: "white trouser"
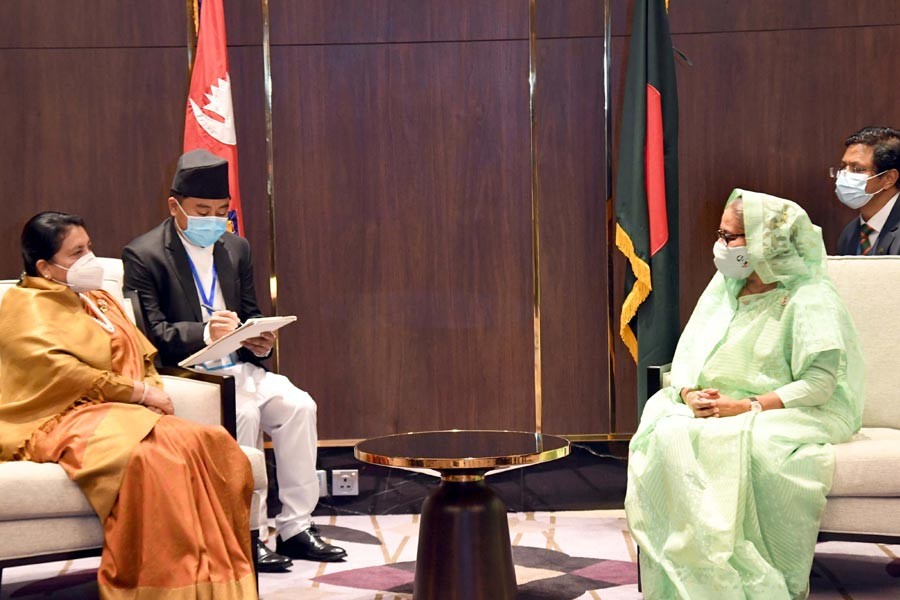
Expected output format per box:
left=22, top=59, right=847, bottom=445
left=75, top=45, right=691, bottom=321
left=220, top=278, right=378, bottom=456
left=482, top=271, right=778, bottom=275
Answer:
left=213, top=361, right=319, bottom=541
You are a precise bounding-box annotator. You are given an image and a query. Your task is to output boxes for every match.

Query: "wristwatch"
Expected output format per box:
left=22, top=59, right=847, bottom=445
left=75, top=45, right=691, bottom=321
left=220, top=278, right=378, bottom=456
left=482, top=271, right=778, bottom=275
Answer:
left=748, top=397, right=763, bottom=413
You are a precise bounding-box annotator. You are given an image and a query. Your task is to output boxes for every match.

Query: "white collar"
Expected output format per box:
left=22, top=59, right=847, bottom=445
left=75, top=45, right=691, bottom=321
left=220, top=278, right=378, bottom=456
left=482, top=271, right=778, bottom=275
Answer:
left=861, top=191, right=900, bottom=233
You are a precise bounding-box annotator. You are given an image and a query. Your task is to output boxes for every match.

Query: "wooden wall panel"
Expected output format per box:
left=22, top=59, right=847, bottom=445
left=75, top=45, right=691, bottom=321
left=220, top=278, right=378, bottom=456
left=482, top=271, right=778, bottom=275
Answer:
left=224, top=0, right=263, bottom=46
left=537, top=0, right=609, bottom=38
left=270, top=42, right=535, bottom=439
left=667, top=0, right=900, bottom=34
left=271, top=1, right=526, bottom=45
left=227, top=44, right=271, bottom=315
left=0, top=1, right=185, bottom=48
left=535, top=37, right=609, bottom=435
left=608, top=0, right=900, bottom=38
left=0, top=48, right=186, bottom=277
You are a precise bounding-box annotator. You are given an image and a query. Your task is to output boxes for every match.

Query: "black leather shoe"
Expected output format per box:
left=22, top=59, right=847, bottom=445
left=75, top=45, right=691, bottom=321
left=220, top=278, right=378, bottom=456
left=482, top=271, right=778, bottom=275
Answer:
left=276, top=529, right=348, bottom=562
left=255, top=538, right=293, bottom=572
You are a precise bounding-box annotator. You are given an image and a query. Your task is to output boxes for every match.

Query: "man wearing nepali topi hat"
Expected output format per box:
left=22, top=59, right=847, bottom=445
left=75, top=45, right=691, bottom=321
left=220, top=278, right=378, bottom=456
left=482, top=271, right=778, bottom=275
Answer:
left=123, top=149, right=347, bottom=571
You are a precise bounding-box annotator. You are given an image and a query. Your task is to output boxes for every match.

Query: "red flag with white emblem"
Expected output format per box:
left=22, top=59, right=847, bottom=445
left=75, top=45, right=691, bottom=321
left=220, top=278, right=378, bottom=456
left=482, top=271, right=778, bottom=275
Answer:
left=183, top=0, right=243, bottom=235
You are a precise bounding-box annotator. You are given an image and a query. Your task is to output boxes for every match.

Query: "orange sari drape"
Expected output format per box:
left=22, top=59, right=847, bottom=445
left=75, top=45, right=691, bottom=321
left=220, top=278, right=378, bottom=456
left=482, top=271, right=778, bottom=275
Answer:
left=1, top=281, right=256, bottom=599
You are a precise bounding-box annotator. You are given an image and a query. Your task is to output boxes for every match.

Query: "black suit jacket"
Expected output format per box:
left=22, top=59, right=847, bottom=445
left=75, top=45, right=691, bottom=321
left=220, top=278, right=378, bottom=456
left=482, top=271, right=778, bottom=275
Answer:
left=836, top=197, right=900, bottom=256
left=122, top=218, right=267, bottom=367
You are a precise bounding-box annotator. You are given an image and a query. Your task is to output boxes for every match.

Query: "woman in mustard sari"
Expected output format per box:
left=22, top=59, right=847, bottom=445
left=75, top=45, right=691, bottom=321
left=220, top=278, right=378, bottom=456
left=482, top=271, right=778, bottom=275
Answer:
left=0, top=212, right=257, bottom=599
left=626, top=191, right=865, bottom=599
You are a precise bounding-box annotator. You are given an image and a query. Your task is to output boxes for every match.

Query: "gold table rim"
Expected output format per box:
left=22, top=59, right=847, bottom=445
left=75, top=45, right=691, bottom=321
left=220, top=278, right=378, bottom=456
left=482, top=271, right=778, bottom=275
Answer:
left=353, top=429, right=571, bottom=470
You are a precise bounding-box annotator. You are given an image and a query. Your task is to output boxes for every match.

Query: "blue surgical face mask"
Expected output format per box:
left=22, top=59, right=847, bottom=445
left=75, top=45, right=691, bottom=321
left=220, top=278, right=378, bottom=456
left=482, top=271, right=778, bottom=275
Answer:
left=175, top=201, right=229, bottom=247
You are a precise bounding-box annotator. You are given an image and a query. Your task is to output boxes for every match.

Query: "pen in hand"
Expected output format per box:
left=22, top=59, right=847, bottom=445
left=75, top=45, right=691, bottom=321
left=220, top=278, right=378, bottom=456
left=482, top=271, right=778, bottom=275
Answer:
left=202, top=303, right=243, bottom=328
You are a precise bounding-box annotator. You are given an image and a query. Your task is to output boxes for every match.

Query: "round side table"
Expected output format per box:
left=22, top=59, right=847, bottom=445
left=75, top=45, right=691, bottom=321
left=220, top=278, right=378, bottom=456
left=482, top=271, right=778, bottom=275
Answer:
left=355, top=430, right=570, bottom=600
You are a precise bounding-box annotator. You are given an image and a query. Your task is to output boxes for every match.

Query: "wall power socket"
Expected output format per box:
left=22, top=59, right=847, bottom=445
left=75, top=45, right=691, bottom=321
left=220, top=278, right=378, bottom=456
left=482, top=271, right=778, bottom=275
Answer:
left=332, top=469, right=359, bottom=496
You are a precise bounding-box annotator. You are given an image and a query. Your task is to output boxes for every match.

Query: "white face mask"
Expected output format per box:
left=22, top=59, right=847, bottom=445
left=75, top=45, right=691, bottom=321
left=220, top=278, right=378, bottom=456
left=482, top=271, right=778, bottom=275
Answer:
left=52, top=252, right=105, bottom=293
left=713, top=241, right=752, bottom=280
left=835, top=170, right=886, bottom=210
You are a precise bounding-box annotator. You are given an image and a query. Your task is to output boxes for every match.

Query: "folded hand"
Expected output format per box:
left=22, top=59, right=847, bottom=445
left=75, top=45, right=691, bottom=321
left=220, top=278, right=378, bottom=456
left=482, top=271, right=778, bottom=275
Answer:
left=686, top=388, right=720, bottom=418
left=142, top=384, right=174, bottom=416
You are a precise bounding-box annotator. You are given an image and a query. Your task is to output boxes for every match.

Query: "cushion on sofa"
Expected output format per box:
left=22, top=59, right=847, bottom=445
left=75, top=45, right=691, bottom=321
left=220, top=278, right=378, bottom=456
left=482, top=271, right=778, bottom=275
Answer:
left=0, top=462, right=94, bottom=520
left=829, top=427, right=900, bottom=497
left=0, top=516, right=103, bottom=561
left=821, top=497, right=900, bottom=537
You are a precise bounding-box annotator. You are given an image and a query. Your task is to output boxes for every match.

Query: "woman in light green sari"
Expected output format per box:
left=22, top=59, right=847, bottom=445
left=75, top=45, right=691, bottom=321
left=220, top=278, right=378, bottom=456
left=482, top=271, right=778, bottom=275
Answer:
left=626, top=190, right=864, bottom=599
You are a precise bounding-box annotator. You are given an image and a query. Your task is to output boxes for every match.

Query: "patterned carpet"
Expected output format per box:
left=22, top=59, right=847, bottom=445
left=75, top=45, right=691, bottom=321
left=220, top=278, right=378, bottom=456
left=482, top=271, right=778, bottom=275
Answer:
left=3, top=510, right=899, bottom=599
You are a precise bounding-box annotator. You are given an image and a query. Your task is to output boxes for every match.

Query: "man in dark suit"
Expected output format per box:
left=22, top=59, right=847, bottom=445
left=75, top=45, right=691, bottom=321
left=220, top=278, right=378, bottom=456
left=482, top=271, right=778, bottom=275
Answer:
left=834, top=127, right=900, bottom=255
left=123, top=150, right=347, bottom=570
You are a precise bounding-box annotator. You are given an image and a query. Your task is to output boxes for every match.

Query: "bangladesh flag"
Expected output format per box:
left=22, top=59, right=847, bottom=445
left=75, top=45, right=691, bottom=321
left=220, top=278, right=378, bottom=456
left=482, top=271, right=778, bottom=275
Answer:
left=614, top=0, right=679, bottom=415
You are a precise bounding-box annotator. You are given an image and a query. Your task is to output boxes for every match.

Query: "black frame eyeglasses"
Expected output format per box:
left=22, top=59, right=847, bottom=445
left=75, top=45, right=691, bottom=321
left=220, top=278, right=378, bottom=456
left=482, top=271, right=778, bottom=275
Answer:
left=716, top=229, right=746, bottom=243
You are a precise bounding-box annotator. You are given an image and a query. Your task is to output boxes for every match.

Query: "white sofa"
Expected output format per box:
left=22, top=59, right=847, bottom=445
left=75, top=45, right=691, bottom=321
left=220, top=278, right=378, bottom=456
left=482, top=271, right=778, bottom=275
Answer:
left=819, top=256, right=900, bottom=542
left=0, top=260, right=267, bottom=589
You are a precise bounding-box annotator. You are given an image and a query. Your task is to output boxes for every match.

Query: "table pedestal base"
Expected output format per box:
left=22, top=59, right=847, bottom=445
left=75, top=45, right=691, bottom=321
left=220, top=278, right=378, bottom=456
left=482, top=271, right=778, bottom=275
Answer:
left=414, top=476, right=516, bottom=600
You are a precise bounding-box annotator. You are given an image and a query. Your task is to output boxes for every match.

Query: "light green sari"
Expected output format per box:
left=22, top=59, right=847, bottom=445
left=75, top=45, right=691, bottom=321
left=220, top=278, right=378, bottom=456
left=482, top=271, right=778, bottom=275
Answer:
left=625, top=190, right=865, bottom=599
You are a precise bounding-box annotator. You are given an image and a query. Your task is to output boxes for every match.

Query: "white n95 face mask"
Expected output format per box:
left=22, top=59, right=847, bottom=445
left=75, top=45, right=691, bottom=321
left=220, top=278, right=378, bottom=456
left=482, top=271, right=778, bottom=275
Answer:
left=835, top=170, right=886, bottom=209
left=53, top=252, right=105, bottom=293
left=712, top=241, right=752, bottom=280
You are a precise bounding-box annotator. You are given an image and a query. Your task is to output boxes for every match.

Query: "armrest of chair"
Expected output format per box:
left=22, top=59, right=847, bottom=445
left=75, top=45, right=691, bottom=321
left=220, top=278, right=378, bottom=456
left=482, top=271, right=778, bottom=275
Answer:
left=158, top=366, right=237, bottom=438
left=122, top=289, right=148, bottom=337
left=646, top=363, right=673, bottom=399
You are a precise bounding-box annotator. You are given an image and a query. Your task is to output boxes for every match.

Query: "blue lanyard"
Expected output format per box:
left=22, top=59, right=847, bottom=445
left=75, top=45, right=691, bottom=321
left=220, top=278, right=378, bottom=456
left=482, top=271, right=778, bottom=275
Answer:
left=185, top=254, right=218, bottom=317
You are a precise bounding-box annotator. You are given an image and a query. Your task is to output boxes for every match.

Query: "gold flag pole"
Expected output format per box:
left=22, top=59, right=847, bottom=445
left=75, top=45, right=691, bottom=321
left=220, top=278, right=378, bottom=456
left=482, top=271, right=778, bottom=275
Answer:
left=261, top=0, right=280, bottom=372
left=185, top=0, right=198, bottom=68
left=604, top=0, right=617, bottom=434
left=528, top=0, right=543, bottom=434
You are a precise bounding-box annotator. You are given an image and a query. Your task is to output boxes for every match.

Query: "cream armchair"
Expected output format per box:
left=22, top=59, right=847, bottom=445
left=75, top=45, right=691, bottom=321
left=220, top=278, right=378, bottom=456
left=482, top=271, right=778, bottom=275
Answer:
left=0, top=260, right=267, bottom=590
left=818, top=256, right=900, bottom=543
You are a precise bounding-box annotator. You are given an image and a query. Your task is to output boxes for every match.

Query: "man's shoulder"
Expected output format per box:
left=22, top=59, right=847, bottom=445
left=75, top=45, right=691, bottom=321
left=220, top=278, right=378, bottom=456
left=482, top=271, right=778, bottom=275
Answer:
left=838, top=216, right=858, bottom=236
left=219, top=231, right=252, bottom=257
left=221, top=231, right=250, bottom=249
left=124, top=221, right=170, bottom=257
left=834, top=217, right=859, bottom=254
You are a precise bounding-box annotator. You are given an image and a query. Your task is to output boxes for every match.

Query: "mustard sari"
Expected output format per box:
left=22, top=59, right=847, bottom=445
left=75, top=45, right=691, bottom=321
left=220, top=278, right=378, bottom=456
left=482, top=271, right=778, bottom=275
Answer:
left=0, top=277, right=256, bottom=599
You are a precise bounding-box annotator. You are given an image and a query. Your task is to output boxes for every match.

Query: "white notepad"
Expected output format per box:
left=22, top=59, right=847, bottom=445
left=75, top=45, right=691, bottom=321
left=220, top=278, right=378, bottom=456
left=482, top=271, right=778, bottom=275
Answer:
left=178, top=316, right=297, bottom=368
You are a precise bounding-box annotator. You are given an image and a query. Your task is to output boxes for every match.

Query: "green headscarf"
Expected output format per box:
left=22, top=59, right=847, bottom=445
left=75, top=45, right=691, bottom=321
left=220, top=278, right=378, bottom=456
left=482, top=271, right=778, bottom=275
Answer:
left=734, top=188, right=827, bottom=285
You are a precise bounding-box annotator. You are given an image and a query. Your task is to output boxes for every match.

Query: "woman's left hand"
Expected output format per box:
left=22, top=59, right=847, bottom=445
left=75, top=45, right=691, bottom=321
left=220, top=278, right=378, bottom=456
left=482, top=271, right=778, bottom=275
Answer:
left=711, top=394, right=750, bottom=417
left=142, top=384, right=174, bottom=416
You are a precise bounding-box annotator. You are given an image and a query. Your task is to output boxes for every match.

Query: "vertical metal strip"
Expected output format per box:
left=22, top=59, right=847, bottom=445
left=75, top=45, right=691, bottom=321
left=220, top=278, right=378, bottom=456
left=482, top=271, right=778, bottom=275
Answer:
left=604, top=0, right=617, bottom=433
left=261, top=0, right=280, bottom=372
left=185, top=0, right=197, bottom=68
left=528, top=0, right=543, bottom=433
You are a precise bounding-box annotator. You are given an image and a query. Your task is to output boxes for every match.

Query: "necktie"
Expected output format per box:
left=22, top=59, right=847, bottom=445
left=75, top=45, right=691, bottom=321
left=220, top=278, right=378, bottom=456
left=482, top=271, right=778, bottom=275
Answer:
left=859, top=222, right=876, bottom=255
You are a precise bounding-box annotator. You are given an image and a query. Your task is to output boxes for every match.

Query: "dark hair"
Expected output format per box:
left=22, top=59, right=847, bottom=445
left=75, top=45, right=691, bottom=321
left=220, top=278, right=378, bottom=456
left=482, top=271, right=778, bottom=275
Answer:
left=845, top=126, right=900, bottom=188
left=170, top=190, right=186, bottom=202
left=21, top=211, right=86, bottom=276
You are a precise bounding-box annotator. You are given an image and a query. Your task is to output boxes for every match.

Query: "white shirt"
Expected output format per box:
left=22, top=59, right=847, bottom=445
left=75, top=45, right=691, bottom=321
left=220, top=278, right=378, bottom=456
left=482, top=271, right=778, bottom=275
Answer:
left=860, top=191, right=900, bottom=249
left=176, top=229, right=226, bottom=325
left=176, top=229, right=239, bottom=369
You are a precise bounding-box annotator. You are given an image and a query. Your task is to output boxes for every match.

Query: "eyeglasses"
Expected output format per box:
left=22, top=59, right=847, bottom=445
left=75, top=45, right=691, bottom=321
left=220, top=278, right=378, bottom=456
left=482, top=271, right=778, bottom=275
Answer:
left=716, top=229, right=745, bottom=243
left=829, top=166, right=876, bottom=178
